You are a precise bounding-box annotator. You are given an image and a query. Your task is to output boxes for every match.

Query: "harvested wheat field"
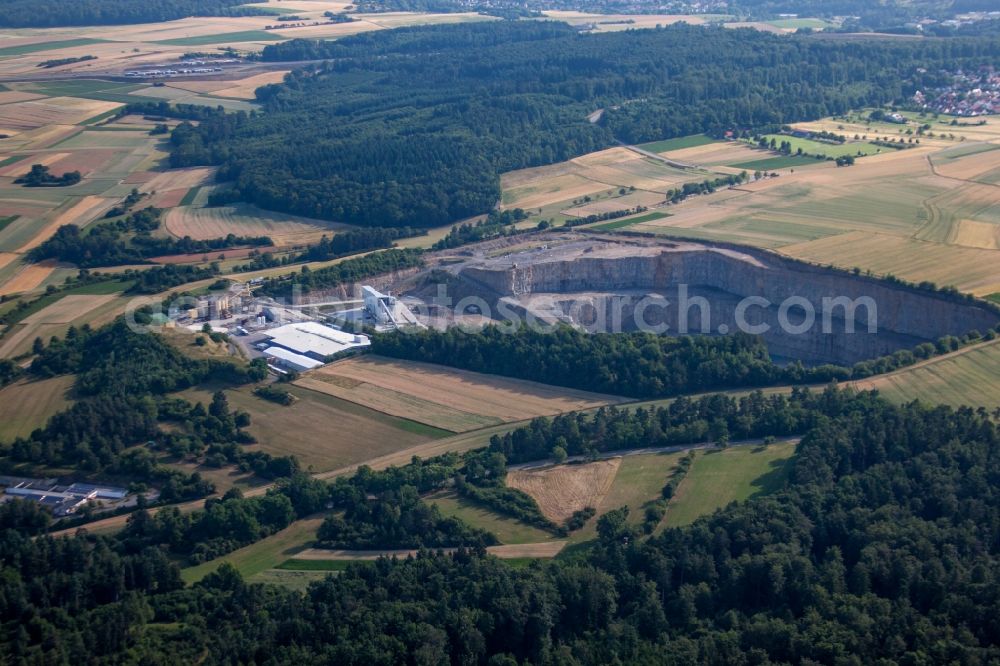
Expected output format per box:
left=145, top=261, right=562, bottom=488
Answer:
left=953, top=219, right=1000, bottom=250
left=0, top=151, right=69, bottom=177
left=164, top=204, right=350, bottom=246
left=508, top=458, right=622, bottom=523
left=503, top=173, right=611, bottom=210
left=661, top=141, right=764, bottom=166
left=932, top=144, right=1000, bottom=181
left=0, top=91, right=47, bottom=105
left=0, top=97, right=120, bottom=132
left=295, top=374, right=503, bottom=432
left=19, top=195, right=112, bottom=252
left=21, top=294, right=117, bottom=324
left=212, top=71, right=290, bottom=99
left=0, top=260, right=57, bottom=296
left=561, top=190, right=664, bottom=217
left=47, top=149, right=122, bottom=177
left=308, top=355, right=626, bottom=423
left=149, top=245, right=267, bottom=264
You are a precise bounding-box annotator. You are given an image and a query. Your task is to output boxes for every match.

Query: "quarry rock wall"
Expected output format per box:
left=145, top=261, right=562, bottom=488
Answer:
left=459, top=245, right=998, bottom=365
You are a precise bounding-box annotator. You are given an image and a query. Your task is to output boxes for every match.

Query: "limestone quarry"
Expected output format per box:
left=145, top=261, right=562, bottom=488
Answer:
left=387, top=232, right=999, bottom=366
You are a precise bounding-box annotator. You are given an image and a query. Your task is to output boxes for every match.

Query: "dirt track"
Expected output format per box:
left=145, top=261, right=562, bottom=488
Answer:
left=294, top=541, right=567, bottom=560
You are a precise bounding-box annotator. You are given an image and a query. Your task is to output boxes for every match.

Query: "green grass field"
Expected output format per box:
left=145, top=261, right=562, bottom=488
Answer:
left=757, top=134, right=887, bottom=159
left=590, top=210, right=671, bottom=231
left=428, top=491, right=558, bottom=545
left=276, top=559, right=356, bottom=571
left=26, top=80, right=142, bottom=97
left=0, top=156, right=26, bottom=168
left=567, top=451, right=685, bottom=542
left=181, top=514, right=326, bottom=584
left=863, top=340, right=1000, bottom=410
left=663, top=441, right=796, bottom=527
left=179, top=186, right=202, bottom=207
left=639, top=134, right=717, bottom=153
left=730, top=154, right=825, bottom=170
left=0, top=215, right=19, bottom=233
left=0, top=38, right=109, bottom=57
left=155, top=31, right=284, bottom=46
left=0, top=375, right=75, bottom=442
left=766, top=18, right=835, bottom=29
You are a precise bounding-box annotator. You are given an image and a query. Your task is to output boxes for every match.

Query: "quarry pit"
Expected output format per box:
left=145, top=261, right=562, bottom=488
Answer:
left=384, top=233, right=999, bottom=366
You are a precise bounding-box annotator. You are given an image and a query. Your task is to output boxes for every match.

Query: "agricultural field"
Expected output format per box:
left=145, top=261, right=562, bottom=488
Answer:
left=300, top=355, right=627, bottom=430
left=854, top=339, right=1000, bottom=410
left=623, top=123, right=1000, bottom=295
left=0, top=290, right=126, bottom=357
left=507, top=458, right=622, bottom=523
left=662, top=440, right=797, bottom=527
left=639, top=134, right=717, bottom=154
left=0, top=374, right=75, bottom=441
left=163, top=202, right=351, bottom=247
left=588, top=210, right=671, bottom=231
left=177, top=382, right=451, bottom=473
left=499, top=145, right=722, bottom=226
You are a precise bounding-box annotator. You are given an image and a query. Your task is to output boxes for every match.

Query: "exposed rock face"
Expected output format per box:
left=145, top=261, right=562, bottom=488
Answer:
left=441, top=239, right=997, bottom=365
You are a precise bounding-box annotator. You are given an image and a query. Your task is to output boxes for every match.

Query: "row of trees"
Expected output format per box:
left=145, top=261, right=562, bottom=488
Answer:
left=0, top=0, right=268, bottom=27
left=255, top=248, right=424, bottom=298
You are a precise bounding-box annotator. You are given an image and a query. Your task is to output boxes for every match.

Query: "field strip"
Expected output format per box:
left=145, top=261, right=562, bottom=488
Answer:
left=293, top=541, right=567, bottom=561
left=295, top=375, right=502, bottom=432
left=0, top=151, right=70, bottom=177
left=311, top=355, right=627, bottom=421
left=18, top=195, right=111, bottom=252
left=21, top=294, right=116, bottom=324
left=0, top=260, right=56, bottom=296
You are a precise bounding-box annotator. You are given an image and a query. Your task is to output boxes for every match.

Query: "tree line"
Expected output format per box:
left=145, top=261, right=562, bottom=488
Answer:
left=0, top=0, right=268, bottom=28
left=372, top=322, right=1000, bottom=399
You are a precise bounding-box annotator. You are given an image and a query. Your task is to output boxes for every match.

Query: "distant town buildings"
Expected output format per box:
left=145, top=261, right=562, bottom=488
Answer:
left=915, top=68, right=1000, bottom=117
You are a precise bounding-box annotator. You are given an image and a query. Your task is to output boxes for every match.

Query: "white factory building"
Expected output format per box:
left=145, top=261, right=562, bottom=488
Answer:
left=261, top=321, right=370, bottom=371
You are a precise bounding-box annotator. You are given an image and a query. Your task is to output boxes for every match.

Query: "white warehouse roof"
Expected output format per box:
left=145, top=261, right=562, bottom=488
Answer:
left=262, top=346, right=324, bottom=371
left=265, top=321, right=370, bottom=359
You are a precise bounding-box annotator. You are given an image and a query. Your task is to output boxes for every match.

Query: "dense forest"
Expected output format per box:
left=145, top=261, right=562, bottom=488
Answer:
left=166, top=22, right=1000, bottom=228
left=4, top=389, right=1000, bottom=662
left=0, top=0, right=267, bottom=28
